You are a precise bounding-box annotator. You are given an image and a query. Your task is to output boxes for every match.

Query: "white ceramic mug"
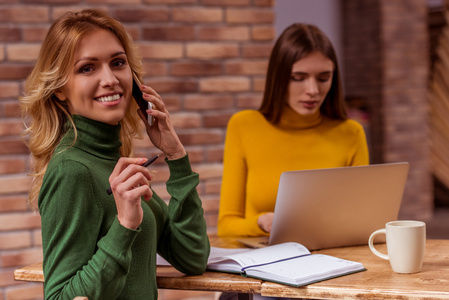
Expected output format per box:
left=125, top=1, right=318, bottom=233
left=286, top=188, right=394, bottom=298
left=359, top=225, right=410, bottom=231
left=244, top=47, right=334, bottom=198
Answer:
left=368, top=220, right=426, bottom=273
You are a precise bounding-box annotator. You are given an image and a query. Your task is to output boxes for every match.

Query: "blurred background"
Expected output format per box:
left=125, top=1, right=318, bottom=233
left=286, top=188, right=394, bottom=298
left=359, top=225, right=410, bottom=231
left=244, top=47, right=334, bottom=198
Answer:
left=1, top=0, right=449, bottom=299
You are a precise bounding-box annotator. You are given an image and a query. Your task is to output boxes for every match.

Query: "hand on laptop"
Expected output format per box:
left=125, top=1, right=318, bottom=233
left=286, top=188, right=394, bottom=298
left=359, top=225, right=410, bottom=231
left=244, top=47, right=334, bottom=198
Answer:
left=258, top=212, right=274, bottom=233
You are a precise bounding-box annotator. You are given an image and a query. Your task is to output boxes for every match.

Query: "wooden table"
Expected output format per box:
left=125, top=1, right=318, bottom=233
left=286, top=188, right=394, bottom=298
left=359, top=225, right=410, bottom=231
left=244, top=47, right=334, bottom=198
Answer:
left=14, top=238, right=449, bottom=299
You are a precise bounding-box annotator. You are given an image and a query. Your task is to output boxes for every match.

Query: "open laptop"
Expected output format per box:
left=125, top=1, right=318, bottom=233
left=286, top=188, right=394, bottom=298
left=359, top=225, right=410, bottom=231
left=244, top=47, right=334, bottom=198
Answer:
left=238, top=162, right=409, bottom=250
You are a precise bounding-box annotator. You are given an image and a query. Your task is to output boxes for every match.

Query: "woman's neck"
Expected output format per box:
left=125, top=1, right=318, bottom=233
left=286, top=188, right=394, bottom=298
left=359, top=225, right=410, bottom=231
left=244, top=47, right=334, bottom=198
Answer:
left=278, top=106, right=323, bottom=129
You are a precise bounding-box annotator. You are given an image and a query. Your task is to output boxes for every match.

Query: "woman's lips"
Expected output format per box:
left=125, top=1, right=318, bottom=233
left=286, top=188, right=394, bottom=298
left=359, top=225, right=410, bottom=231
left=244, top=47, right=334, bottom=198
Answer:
left=300, top=100, right=319, bottom=109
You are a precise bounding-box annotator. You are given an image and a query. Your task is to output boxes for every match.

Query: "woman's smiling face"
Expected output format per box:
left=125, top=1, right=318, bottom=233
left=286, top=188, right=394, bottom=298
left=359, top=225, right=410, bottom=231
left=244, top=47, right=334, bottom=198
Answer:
left=55, top=28, right=132, bottom=125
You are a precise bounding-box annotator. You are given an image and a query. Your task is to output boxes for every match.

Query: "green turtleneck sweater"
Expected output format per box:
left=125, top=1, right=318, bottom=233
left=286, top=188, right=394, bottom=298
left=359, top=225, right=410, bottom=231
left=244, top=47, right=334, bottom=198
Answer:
left=39, top=115, right=210, bottom=300
left=218, top=108, right=369, bottom=237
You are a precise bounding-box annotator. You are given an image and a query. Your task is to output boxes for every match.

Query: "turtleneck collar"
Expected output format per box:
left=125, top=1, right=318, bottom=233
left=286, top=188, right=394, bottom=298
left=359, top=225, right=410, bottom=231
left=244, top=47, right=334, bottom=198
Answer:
left=60, top=115, right=122, bottom=160
left=278, top=105, right=324, bottom=129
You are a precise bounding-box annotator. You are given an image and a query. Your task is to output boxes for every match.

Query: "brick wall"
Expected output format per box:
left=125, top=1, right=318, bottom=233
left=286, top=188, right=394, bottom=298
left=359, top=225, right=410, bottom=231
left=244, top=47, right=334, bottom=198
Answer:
left=0, top=1, right=274, bottom=299
left=343, top=0, right=433, bottom=219
left=0, top=0, right=437, bottom=299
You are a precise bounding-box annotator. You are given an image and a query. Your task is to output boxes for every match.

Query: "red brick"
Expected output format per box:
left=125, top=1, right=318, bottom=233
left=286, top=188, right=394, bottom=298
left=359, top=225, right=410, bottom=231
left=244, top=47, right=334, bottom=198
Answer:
left=52, top=6, right=108, bottom=20
left=184, top=94, right=233, bottom=110
left=0, top=212, right=41, bottom=232
left=226, top=8, right=274, bottom=24
left=5, top=283, right=44, bottom=299
left=201, top=0, right=250, bottom=5
left=0, top=269, right=23, bottom=288
left=253, top=77, right=265, bottom=92
left=0, top=47, right=4, bottom=61
left=7, top=44, right=41, bottom=62
left=170, top=112, right=201, bottom=129
left=254, top=0, right=274, bottom=6
left=0, top=65, right=34, bottom=80
left=112, top=7, right=169, bottom=23
left=146, top=78, right=197, bottom=94
left=23, top=0, right=79, bottom=3
left=237, top=93, right=263, bottom=108
left=251, top=26, right=275, bottom=40
left=183, top=146, right=204, bottom=163
left=193, top=163, right=223, bottom=180
left=143, top=26, right=195, bottom=41
left=206, top=146, right=224, bottom=162
left=199, top=77, right=250, bottom=92
left=203, top=111, right=233, bottom=128
left=0, top=157, right=27, bottom=175
left=242, top=43, right=273, bottom=58
left=186, top=43, right=239, bottom=59
left=3, top=101, right=21, bottom=118
left=0, top=26, right=21, bottom=43
left=0, top=195, right=28, bottom=213
left=204, top=178, right=222, bottom=195
left=87, top=0, right=139, bottom=3
left=1, top=248, right=43, bottom=268
left=0, top=139, right=29, bottom=155
left=33, top=229, right=42, bottom=247
left=158, top=95, right=182, bottom=111
left=225, top=60, right=268, bottom=75
left=0, top=82, right=20, bottom=99
left=142, top=62, right=168, bottom=77
left=152, top=184, right=170, bottom=202
left=0, top=232, right=31, bottom=250
left=172, top=7, right=223, bottom=23
left=123, top=24, right=140, bottom=41
left=178, top=130, right=223, bottom=145
left=139, top=43, right=183, bottom=59
left=198, top=26, right=249, bottom=41
left=171, top=62, right=222, bottom=76
left=205, top=211, right=218, bottom=228
left=0, top=120, right=24, bottom=137
left=0, top=175, right=31, bottom=195
left=0, top=7, right=49, bottom=23
left=144, top=0, right=195, bottom=3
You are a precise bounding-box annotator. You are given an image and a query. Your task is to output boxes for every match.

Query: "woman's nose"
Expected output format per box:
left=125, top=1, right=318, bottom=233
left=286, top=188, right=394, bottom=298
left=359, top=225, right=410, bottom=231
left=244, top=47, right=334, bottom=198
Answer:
left=100, top=67, right=119, bottom=88
left=306, top=78, right=319, bottom=96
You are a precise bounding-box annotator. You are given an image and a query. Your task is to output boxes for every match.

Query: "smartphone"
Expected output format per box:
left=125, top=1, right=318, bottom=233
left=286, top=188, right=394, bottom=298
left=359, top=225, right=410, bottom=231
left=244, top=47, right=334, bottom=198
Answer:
left=132, top=73, right=154, bottom=126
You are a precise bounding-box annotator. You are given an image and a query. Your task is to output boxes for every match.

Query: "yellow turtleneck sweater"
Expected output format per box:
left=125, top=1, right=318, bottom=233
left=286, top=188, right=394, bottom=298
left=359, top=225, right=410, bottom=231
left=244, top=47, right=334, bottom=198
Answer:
left=217, top=107, right=369, bottom=237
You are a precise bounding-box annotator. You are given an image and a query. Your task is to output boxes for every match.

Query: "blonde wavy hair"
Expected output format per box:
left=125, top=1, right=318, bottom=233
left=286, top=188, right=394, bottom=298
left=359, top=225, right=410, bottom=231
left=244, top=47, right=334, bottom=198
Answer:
left=20, top=9, right=144, bottom=207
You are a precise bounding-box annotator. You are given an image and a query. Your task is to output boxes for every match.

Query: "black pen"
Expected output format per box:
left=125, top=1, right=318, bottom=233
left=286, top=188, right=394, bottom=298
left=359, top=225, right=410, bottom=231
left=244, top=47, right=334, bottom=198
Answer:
left=106, top=154, right=159, bottom=195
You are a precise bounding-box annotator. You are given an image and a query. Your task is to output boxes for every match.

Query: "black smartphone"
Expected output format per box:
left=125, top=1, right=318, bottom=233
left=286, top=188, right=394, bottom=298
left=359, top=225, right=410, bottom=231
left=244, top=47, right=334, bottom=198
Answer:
left=132, top=73, right=154, bottom=126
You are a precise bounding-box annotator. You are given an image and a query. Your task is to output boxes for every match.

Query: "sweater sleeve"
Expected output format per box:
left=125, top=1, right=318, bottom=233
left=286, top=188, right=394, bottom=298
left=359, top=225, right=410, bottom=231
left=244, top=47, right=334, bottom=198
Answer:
left=153, top=154, right=210, bottom=275
left=348, top=121, right=370, bottom=166
left=217, top=113, right=267, bottom=237
left=39, top=160, right=139, bottom=300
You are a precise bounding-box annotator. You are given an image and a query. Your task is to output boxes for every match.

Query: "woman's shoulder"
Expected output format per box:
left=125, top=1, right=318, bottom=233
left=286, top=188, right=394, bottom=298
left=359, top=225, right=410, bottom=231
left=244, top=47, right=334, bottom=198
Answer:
left=228, top=110, right=266, bottom=126
left=325, top=117, right=366, bottom=136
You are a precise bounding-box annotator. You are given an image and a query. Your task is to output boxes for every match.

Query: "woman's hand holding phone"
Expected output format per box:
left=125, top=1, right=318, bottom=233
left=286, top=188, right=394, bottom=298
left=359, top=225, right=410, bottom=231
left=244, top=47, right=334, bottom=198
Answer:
left=135, top=83, right=186, bottom=160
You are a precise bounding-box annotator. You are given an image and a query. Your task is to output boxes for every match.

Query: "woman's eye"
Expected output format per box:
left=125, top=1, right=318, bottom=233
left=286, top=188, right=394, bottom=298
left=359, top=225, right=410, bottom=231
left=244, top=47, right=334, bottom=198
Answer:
left=79, top=65, right=94, bottom=74
left=318, top=76, right=331, bottom=82
left=290, top=74, right=304, bottom=82
left=112, top=59, right=126, bottom=68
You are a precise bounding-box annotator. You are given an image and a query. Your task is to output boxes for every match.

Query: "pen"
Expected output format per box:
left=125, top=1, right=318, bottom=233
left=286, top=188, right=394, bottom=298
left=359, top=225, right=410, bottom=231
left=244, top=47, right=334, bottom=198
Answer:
left=106, top=154, right=159, bottom=195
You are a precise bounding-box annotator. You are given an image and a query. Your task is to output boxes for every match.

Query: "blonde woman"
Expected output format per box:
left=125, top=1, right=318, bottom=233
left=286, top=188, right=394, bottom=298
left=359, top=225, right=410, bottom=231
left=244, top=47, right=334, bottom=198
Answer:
left=21, top=9, right=209, bottom=299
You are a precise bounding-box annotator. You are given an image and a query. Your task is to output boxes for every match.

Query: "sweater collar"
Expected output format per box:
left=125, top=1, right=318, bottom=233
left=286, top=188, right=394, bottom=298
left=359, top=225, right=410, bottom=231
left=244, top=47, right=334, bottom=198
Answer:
left=278, top=105, right=323, bottom=129
left=61, top=115, right=122, bottom=160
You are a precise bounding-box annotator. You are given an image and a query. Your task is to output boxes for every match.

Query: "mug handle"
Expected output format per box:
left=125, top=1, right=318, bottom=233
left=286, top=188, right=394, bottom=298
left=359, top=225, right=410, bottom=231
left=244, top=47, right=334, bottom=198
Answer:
left=368, top=229, right=389, bottom=260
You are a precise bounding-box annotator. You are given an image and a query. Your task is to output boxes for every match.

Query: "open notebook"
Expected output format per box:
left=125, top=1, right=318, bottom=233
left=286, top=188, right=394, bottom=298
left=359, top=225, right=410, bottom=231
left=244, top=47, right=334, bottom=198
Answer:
left=238, top=162, right=409, bottom=250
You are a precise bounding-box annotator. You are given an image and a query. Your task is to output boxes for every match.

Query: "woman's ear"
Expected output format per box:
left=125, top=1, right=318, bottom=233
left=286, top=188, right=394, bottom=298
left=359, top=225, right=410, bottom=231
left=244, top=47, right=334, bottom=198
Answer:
left=54, top=89, right=67, bottom=101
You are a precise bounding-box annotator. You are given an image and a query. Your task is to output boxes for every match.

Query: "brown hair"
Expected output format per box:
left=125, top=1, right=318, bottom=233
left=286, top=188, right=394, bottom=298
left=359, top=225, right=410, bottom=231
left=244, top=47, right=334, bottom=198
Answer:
left=259, top=23, right=347, bottom=124
left=20, top=9, right=144, bottom=206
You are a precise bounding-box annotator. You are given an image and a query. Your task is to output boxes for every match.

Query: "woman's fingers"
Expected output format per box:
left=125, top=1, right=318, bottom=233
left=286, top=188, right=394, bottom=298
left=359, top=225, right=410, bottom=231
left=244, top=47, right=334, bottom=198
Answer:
left=109, top=157, right=152, bottom=194
left=114, top=171, right=152, bottom=200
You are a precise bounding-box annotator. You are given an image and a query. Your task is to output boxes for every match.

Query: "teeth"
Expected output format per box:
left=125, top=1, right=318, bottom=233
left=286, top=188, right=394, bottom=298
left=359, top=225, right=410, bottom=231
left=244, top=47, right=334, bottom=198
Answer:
left=96, top=94, right=120, bottom=102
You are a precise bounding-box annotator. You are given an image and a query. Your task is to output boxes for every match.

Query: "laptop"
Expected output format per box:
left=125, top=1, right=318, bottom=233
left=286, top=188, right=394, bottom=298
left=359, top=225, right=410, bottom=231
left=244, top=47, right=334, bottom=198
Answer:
left=238, top=162, right=409, bottom=250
